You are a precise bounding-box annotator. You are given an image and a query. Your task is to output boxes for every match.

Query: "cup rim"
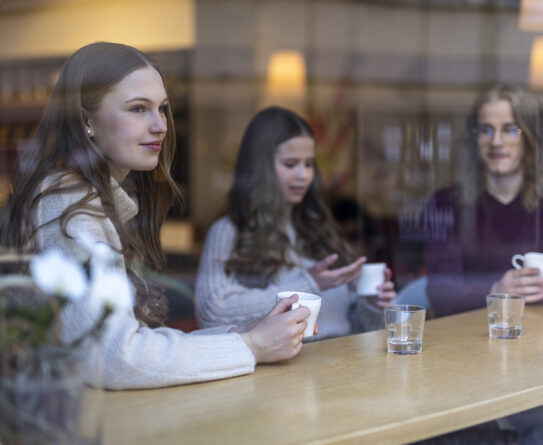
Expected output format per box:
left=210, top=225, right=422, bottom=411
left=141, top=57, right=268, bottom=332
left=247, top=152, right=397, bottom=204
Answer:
left=486, top=293, right=525, bottom=301
left=522, top=252, right=543, bottom=256
left=384, top=304, right=425, bottom=313
left=277, top=291, right=321, bottom=301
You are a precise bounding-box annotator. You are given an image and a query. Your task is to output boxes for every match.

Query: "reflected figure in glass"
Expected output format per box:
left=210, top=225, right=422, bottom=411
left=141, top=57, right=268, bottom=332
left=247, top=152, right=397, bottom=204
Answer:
left=424, top=84, right=543, bottom=317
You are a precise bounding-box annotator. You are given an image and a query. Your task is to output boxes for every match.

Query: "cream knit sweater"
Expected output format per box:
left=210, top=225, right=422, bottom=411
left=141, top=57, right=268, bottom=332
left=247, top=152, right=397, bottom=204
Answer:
left=195, top=216, right=384, bottom=340
left=35, top=175, right=255, bottom=389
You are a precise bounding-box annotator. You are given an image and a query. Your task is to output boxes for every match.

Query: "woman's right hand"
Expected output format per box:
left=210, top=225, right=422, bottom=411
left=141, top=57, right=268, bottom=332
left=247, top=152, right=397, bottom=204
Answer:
left=240, top=294, right=313, bottom=364
left=491, top=268, right=543, bottom=303
left=308, top=254, right=366, bottom=291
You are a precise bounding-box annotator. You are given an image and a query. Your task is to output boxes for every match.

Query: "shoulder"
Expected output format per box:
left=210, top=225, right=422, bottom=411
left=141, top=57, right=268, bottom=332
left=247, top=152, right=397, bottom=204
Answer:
left=37, top=173, right=95, bottom=221
left=207, top=216, right=237, bottom=240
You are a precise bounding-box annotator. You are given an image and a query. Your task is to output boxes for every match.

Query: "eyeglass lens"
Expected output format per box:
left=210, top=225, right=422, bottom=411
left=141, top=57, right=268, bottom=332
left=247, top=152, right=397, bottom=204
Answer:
left=476, top=124, right=522, bottom=142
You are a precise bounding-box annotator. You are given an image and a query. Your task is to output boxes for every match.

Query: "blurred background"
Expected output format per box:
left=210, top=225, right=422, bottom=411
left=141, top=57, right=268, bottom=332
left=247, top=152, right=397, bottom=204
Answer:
left=1, top=0, right=541, bottom=325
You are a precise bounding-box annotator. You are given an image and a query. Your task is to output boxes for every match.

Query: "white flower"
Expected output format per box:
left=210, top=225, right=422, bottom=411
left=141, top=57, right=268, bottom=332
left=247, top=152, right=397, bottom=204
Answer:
left=74, top=232, right=134, bottom=311
left=30, top=249, right=88, bottom=300
left=75, top=232, right=118, bottom=269
left=88, top=267, right=135, bottom=312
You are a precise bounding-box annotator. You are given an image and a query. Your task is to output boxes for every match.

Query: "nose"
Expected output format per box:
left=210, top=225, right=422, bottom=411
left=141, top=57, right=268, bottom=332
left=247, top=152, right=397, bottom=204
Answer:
left=490, top=128, right=503, bottom=146
left=150, top=110, right=167, bottom=135
left=295, top=164, right=311, bottom=181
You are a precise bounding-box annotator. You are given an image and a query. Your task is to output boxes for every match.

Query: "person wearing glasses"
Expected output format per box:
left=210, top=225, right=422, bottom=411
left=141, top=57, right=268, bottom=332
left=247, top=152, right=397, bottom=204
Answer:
left=422, top=84, right=543, bottom=444
left=424, top=85, right=543, bottom=318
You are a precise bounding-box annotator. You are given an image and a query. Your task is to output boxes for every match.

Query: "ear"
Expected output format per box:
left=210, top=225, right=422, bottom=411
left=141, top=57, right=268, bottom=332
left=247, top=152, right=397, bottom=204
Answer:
left=81, top=110, right=95, bottom=138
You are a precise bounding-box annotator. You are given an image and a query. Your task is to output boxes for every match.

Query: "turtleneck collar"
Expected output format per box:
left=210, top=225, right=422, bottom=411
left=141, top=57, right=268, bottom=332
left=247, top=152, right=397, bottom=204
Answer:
left=110, top=177, right=138, bottom=224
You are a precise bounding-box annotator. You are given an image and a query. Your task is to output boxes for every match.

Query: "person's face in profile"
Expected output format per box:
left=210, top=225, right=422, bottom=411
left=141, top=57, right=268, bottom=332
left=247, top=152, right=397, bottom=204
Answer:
left=476, top=99, right=524, bottom=178
left=85, top=65, right=169, bottom=182
left=274, top=136, right=315, bottom=206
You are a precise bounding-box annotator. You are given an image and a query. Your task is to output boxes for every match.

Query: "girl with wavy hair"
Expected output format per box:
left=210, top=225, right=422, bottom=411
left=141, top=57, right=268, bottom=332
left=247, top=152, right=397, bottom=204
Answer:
left=196, top=106, right=396, bottom=339
left=425, top=84, right=543, bottom=317
left=1, top=42, right=312, bottom=389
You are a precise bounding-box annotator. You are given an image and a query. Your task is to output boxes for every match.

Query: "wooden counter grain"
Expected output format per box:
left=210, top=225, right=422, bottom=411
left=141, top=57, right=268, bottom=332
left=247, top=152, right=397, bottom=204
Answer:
left=102, top=305, right=543, bottom=445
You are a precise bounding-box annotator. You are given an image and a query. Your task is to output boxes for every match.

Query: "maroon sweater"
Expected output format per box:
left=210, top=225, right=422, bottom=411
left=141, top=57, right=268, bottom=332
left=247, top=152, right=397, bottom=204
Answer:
left=424, top=187, right=543, bottom=316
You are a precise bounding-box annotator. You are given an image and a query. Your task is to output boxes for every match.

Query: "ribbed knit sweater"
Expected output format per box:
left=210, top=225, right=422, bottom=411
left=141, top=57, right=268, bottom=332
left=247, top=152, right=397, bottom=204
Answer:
left=35, top=175, right=255, bottom=389
left=195, top=216, right=384, bottom=340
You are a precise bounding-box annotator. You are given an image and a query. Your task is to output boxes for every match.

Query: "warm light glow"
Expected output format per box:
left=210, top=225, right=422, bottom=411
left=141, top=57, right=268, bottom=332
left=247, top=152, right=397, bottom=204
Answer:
left=0, top=0, right=195, bottom=60
left=530, top=37, right=543, bottom=88
left=266, top=51, right=307, bottom=98
left=519, top=0, right=543, bottom=31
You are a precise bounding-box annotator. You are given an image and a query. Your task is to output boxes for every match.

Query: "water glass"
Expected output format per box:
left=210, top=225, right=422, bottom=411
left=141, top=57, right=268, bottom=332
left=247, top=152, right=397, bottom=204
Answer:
left=384, top=305, right=426, bottom=354
left=486, top=294, right=525, bottom=339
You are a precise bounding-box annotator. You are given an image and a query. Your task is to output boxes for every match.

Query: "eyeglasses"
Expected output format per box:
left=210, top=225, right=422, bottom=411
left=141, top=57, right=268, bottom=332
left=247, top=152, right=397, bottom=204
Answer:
left=474, top=123, right=523, bottom=143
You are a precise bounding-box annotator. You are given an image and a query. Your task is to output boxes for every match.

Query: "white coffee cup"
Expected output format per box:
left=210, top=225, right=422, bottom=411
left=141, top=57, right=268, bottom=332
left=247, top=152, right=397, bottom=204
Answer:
left=276, top=291, right=321, bottom=338
left=356, top=262, right=386, bottom=296
left=512, top=252, right=543, bottom=275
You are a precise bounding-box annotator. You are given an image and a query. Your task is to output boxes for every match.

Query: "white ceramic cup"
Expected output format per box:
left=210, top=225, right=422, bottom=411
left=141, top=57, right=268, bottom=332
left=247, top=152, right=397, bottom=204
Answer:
left=512, top=252, right=543, bottom=275
left=356, top=263, right=386, bottom=296
left=276, top=291, right=321, bottom=338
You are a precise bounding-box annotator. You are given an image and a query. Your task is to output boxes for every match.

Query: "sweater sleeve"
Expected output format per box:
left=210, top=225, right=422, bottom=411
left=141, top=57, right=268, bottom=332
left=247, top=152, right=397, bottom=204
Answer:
left=424, top=189, right=498, bottom=317
left=36, top=186, right=255, bottom=389
left=61, top=301, right=255, bottom=390
left=195, top=217, right=320, bottom=328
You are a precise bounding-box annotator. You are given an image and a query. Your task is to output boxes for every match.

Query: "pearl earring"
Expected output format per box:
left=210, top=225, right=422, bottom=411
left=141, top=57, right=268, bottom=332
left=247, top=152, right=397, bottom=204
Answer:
left=86, top=128, right=93, bottom=137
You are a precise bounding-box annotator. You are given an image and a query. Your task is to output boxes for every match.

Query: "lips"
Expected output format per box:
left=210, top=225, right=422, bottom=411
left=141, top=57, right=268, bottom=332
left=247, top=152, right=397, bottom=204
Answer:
left=289, top=186, right=307, bottom=194
left=489, top=153, right=508, bottom=160
left=141, top=141, right=162, bottom=152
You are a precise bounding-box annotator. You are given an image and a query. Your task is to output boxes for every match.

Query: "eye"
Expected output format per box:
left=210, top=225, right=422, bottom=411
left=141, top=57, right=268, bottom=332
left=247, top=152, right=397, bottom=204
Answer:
left=159, top=104, right=169, bottom=114
left=131, top=104, right=146, bottom=113
left=305, top=159, right=315, bottom=168
left=503, top=124, right=521, bottom=137
left=477, top=124, right=493, bottom=138
left=283, top=161, right=297, bottom=168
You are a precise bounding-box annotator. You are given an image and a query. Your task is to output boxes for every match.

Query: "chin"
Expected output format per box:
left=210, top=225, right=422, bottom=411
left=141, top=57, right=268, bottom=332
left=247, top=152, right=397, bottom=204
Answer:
left=137, top=161, right=160, bottom=172
left=287, top=197, right=304, bottom=205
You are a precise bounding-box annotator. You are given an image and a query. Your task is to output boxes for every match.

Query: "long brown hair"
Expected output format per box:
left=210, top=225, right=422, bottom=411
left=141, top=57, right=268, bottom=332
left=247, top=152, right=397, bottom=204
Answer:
left=226, top=106, right=353, bottom=287
left=461, top=84, right=542, bottom=211
left=1, top=42, right=182, bottom=327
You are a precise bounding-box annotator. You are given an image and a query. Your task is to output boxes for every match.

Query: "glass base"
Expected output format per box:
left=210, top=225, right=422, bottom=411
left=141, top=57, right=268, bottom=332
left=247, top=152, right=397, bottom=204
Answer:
left=489, top=325, right=522, bottom=339
left=387, top=339, right=422, bottom=354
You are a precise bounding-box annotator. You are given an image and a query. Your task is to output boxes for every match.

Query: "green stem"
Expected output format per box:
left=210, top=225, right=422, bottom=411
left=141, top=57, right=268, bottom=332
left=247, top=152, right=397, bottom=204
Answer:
left=69, top=305, right=113, bottom=349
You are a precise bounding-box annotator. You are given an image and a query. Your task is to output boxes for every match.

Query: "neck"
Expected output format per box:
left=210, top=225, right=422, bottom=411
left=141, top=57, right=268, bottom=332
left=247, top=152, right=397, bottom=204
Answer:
left=485, top=171, right=523, bottom=204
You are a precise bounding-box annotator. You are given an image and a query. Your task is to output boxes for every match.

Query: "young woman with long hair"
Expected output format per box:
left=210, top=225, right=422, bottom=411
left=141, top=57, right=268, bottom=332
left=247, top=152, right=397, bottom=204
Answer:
left=196, top=106, right=396, bottom=340
left=425, top=84, right=543, bottom=317
left=0, top=42, right=312, bottom=389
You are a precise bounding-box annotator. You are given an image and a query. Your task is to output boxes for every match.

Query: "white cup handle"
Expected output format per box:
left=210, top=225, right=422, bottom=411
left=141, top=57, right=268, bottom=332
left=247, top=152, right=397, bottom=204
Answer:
left=512, top=254, right=525, bottom=270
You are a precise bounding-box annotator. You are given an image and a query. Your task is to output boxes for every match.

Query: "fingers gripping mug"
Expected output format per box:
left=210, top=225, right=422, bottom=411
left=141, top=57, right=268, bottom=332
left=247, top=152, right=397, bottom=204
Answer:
left=512, top=252, right=543, bottom=275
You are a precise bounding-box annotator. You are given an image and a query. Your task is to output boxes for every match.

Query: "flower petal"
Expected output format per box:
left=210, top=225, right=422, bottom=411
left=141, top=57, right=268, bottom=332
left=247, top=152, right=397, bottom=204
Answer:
left=30, top=249, right=88, bottom=300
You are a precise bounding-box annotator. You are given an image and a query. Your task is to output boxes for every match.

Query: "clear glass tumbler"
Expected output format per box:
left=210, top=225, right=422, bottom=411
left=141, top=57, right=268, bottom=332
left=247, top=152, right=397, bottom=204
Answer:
left=486, top=294, right=525, bottom=339
left=384, top=305, right=426, bottom=354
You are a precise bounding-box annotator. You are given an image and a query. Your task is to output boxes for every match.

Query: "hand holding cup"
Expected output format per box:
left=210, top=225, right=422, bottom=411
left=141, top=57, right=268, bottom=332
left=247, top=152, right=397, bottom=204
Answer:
left=241, top=294, right=314, bottom=363
left=491, top=252, right=543, bottom=303
left=277, top=291, right=321, bottom=338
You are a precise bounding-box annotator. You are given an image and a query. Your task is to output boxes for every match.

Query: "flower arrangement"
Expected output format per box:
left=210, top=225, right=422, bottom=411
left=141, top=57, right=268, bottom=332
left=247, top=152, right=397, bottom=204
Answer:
left=0, top=234, right=134, bottom=378
left=0, top=236, right=134, bottom=443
